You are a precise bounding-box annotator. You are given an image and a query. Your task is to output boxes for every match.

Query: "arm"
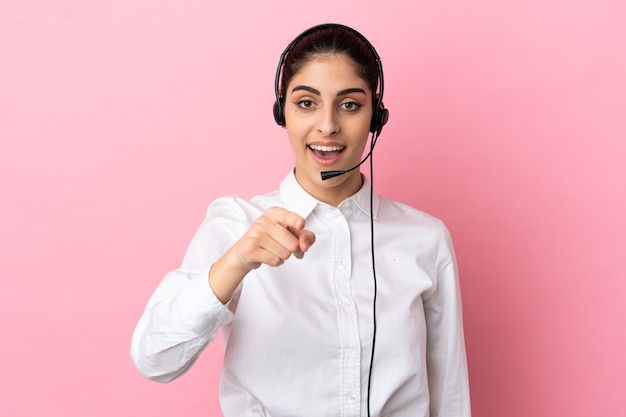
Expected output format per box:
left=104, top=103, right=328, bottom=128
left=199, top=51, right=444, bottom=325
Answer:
left=130, top=198, right=244, bottom=382
left=130, top=200, right=315, bottom=382
left=424, top=225, right=472, bottom=416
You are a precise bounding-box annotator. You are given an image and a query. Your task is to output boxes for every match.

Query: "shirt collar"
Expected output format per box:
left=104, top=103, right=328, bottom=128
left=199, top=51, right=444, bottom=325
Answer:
left=280, top=170, right=380, bottom=220
left=349, top=174, right=380, bottom=219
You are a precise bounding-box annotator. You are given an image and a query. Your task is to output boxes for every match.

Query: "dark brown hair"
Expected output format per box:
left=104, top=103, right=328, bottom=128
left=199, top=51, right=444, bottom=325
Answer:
left=279, top=25, right=380, bottom=98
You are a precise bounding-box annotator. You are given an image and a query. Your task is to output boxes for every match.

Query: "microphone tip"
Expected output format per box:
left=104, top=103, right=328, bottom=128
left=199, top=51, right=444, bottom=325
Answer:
left=321, top=170, right=344, bottom=180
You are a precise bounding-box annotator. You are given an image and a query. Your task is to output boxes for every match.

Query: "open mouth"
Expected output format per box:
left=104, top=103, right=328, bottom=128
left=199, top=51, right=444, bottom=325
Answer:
left=307, top=144, right=345, bottom=160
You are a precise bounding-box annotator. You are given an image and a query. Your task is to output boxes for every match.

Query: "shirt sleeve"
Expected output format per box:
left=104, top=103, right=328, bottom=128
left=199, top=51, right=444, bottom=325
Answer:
left=423, top=224, right=472, bottom=416
left=130, top=198, right=250, bottom=383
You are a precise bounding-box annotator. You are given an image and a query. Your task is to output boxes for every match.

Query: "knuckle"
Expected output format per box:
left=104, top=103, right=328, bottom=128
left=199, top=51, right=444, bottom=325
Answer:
left=255, top=215, right=270, bottom=228
left=268, top=257, right=284, bottom=267
left=287, top=241, right=300, bottom=253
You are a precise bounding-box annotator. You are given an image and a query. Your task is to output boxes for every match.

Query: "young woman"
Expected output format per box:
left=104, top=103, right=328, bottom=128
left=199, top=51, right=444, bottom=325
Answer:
left=131, top=24, right=471, bottom=417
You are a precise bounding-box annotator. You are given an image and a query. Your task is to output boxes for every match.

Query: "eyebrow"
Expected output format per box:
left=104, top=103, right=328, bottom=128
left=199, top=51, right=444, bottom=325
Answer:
left=291, top=85, right=367, bottom=97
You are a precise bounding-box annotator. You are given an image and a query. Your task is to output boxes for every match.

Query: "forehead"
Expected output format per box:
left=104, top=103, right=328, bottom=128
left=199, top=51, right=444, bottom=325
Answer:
left=287, top=55, right=371, bottom=94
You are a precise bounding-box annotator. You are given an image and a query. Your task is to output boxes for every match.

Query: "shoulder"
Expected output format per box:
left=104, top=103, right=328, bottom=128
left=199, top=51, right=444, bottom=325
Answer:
left=378, top=196, right=457, bottom=271
left=377, top=196, right=454, bottom=252
left=378, top=196, right=446, bottom=232
left=205, top=190, right=284, bottom=220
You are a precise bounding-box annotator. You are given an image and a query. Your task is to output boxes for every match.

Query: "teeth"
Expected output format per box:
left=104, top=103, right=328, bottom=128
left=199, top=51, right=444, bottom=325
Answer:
left=309, top=144, right=344, bottom=152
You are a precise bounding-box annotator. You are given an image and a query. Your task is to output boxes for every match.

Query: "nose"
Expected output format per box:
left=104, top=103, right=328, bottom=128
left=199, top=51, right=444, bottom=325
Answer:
left=317, top=105, right=340, bottom=137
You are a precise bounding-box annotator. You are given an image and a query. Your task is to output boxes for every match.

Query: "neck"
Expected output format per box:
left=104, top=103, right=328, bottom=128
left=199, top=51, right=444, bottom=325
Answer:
left=295, top=168, right=364, bottom=207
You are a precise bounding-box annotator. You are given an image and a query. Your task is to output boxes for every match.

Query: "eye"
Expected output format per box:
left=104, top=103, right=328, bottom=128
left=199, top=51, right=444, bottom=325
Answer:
left=340, top=101, right=361, bottom=111
left=297, top=100, right=315, bottom=109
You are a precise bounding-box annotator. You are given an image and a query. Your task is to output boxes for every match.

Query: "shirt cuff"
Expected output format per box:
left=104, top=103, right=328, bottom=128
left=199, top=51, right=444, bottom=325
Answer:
left=177, top=268, right=234, bottom=333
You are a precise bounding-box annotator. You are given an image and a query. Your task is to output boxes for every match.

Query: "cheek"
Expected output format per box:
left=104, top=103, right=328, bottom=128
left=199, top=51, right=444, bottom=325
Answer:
left=349, top=113, right=373, bottom=138
left=284, top=111, right=312, bottom=136
left=353, top=106, right=373, bottom=132
left=286, top=129, right=306, bottom=154
left=285, top=125, right=301, bottom=142
left=283, top=100, right=310, bottom=125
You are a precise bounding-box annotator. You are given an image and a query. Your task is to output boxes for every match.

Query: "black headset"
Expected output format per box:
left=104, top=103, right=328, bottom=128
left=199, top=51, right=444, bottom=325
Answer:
left=273, top=23, right=389, bottom=135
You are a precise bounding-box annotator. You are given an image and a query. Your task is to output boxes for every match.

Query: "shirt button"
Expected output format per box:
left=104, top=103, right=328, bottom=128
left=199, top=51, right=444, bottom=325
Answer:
left=342, top=301, right=351, bottom=310
left=338, top=261, right=346, bottom=269
left=348, top=395, right=356, bottom=404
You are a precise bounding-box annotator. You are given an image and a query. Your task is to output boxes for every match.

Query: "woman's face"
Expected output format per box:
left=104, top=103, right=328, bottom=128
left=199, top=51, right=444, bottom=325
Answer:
left=283, top=54, right=373, bottom=206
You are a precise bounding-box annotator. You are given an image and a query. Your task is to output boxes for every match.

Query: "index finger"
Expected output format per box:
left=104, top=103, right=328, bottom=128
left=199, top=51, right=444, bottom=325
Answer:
left=265, top=207, right=305, bottom=232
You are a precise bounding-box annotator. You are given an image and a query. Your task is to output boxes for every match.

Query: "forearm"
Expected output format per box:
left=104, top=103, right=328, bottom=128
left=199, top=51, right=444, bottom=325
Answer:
left=131, top=268, right=233, bottom=382
left=208, top=246, right=251, bottom=304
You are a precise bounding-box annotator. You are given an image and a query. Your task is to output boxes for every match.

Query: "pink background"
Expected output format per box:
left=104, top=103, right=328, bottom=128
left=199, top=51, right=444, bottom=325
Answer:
left=1, top=1, right=625, bottom=416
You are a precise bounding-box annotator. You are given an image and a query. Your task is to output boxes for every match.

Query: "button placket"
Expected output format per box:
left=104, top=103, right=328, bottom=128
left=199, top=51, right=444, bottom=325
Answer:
left=330, top=208, right=361, bottom=417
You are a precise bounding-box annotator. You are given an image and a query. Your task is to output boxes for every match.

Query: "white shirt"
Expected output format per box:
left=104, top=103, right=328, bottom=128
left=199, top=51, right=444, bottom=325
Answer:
left=131, top=170, right=471, bottom=417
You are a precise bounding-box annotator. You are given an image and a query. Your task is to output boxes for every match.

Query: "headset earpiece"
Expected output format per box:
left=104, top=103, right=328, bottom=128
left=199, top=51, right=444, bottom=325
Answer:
left=273, top=98, right=285, bottom=126
left=370, top=102, right=389, bottom=134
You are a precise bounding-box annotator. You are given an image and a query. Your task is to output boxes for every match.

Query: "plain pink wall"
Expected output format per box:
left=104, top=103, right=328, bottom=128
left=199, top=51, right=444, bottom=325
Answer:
left=1, top=1, right=625, bottom=416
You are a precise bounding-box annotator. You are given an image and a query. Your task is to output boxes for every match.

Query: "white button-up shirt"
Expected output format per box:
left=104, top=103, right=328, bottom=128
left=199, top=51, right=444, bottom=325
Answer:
left=131, top=170, right=471, bottom=416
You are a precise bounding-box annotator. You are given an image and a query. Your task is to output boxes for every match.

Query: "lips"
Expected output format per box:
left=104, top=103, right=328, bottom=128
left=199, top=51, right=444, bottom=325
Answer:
left=307, top=144, right=345, bottom=166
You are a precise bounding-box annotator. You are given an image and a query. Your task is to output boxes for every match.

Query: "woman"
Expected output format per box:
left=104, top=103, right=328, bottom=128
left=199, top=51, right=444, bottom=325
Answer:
left=131, top=23, right=471, bottom=417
